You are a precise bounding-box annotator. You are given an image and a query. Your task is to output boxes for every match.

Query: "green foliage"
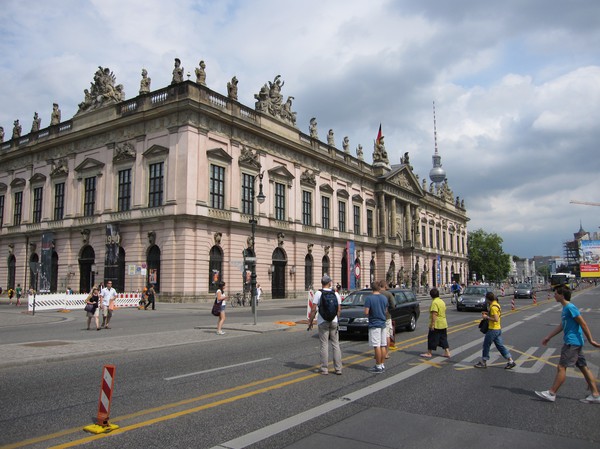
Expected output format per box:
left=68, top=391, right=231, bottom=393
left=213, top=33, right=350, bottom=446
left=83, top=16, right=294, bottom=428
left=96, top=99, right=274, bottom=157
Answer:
left=467, top=229, right=511, bottom=282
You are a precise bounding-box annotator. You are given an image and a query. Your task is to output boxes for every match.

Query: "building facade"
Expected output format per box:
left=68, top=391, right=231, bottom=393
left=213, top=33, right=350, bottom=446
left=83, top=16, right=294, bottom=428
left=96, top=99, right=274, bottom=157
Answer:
left=0, top=65, right=469, bottom=301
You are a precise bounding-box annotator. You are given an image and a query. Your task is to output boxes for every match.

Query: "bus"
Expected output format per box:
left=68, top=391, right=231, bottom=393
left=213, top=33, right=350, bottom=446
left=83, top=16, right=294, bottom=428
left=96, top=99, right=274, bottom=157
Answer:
left=550, top=273, right=576, bottom=290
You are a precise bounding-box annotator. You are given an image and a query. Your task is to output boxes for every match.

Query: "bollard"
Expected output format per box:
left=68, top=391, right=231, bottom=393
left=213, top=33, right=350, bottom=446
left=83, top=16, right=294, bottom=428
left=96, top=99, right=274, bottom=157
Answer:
left=533, top=293, right=537, bottom=304
left=511, top=297, right=515, bottom=310
left=83, top=364, right=120, bottom=434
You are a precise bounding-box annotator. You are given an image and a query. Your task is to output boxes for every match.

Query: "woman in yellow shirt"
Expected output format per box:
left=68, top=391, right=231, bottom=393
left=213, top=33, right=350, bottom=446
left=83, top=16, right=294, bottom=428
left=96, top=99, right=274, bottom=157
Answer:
left=474, top=292, right=516, bottom=369
left=420, top=288, right=451, bottom=358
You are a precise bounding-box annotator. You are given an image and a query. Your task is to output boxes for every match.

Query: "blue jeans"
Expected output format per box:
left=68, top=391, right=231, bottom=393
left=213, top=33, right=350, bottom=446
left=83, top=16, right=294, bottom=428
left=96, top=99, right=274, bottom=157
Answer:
left=482, top=329, right=512, bottom=361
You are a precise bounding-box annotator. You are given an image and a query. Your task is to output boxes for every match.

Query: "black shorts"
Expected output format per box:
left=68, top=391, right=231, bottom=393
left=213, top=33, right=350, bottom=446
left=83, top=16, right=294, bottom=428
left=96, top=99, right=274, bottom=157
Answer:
left=427, top=328, right=449, bottom=351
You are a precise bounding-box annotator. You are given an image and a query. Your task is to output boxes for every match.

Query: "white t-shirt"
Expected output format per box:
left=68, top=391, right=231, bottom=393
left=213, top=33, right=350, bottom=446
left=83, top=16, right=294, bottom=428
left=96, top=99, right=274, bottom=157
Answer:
left=312, top=288, right=341, bottom=325
left=100, top=287, right=117, bottom=307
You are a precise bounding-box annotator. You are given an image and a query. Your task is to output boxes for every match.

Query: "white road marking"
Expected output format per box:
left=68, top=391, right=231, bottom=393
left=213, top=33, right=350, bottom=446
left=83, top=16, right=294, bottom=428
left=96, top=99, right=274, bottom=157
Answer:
left=164, top=357, right=272, bottom=380
left=211, top=321, right=523, bottom=449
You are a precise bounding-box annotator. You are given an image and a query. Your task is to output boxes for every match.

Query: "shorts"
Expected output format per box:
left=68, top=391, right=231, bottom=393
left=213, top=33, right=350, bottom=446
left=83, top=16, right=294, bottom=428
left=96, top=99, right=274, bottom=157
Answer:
left=102, top=306, right=112, bottom=318
left=368, top=327, right=387, bottom=347
left=559, top=344, right=587, bottom=368
left=386, top=318, right=393, bottom=338
left=427, top=328, right=449, bottom=351
left=86, top=308, right=99, bottom=318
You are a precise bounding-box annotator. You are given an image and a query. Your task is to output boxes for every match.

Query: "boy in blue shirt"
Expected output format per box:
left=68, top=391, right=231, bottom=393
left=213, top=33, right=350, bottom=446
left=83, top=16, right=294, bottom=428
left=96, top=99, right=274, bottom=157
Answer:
left=535, top=285, right=600, bottom=403
left=364, top=280, right=389, bottom=373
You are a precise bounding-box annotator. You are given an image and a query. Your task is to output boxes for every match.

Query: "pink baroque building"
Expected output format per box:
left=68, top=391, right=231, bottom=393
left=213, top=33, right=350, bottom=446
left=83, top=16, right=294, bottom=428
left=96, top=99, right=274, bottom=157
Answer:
left=0, top=66, right=469, bottom=301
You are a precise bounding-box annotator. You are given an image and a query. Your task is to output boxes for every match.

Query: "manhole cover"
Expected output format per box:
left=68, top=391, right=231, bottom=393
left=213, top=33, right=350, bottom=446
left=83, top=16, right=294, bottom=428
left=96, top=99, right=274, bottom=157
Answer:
left=22, top=341, right=71, bottom=347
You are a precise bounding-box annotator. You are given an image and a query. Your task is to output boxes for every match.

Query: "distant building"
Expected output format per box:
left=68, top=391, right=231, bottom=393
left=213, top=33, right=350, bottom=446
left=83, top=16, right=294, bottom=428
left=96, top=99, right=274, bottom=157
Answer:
left=0, top=64, right=469, bottom=300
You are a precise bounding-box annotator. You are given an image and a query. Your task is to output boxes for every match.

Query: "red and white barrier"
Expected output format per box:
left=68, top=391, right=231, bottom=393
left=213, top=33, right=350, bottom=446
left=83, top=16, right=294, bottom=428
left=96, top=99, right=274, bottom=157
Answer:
left=28, top=292, right=142, bottom=312
left=533, top=293, right=537, bottom=304
left=84, top=364, right=119, bottom=433
left=511, top=297, right=515, bottom=310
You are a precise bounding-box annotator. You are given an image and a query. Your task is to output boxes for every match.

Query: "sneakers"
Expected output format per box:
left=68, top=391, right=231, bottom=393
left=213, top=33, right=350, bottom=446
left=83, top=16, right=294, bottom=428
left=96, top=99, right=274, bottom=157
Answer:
left=535, top=390, right=556, bottom=402
left=581, top=394, right=600, bottom=404
left=505, top=361, right=516, bottom=370
left=369, top=366, right=384, bottom=374
left=216, top=331, right=225, bottom=335
left=474, top=361, right=487, bottom=369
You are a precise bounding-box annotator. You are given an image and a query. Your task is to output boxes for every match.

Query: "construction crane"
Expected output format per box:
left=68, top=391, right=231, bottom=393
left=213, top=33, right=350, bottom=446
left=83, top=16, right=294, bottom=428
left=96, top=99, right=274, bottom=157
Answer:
left=570, top=200, right=600, bottom=206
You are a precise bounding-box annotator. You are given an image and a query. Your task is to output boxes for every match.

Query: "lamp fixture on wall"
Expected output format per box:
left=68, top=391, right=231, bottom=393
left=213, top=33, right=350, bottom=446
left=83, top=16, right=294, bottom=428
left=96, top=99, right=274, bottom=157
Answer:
left=289, top=265, right=296, bottom=276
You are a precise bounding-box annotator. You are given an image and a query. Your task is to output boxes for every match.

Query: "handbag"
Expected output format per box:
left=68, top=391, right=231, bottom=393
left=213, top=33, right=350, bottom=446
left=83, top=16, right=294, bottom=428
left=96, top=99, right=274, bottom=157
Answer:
left=478, top=318, right=489, bottom=334
left=84, top=303, right=94, bottom=313
left=211, top=299, right=222, bottom=316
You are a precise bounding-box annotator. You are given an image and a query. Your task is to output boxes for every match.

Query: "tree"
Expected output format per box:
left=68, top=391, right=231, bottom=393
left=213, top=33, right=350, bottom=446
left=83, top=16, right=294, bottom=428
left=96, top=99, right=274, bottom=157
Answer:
left=467, top=229, right=511, bottom=283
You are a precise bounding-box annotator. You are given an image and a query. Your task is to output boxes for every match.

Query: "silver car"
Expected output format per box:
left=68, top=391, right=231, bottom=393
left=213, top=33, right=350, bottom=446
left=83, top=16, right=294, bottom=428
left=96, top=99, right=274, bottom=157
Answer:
left=514, top=283, right=535, bottom=299
left=456, top=286, right=495, bottom=311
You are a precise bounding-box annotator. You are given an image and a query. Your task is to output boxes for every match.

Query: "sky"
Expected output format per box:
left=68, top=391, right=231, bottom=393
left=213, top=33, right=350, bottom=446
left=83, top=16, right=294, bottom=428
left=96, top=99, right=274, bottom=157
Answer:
left=1, top=0, right=599, bottom=259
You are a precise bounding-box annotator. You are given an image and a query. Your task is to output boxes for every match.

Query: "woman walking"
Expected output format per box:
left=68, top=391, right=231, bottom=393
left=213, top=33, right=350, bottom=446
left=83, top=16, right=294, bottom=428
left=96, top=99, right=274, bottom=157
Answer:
left=420, top=288, right=451, bottom=359
left=85, top=286, right=101, bottom=331
left=215, top=281, right=227, bottom=335
left=474, top=292, right=516, bottom=369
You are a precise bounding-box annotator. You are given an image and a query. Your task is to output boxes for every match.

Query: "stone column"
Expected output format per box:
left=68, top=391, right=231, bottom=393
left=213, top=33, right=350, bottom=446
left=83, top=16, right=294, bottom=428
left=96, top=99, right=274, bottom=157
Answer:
left=378, top=192, right=386, bottom=238
left=405, top=203, right=411, bottom=241
left=390, top=197, right=397, bottom=238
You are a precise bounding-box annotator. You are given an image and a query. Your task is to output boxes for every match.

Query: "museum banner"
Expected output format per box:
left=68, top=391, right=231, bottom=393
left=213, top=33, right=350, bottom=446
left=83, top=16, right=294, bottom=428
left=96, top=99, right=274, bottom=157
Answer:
left=580, top=240, right=600, bottom=278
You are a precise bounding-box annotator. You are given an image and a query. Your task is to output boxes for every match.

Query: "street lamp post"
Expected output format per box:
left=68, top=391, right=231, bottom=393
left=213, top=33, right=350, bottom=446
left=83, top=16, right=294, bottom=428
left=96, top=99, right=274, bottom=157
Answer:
left=250, top=172, right=266, bottom=325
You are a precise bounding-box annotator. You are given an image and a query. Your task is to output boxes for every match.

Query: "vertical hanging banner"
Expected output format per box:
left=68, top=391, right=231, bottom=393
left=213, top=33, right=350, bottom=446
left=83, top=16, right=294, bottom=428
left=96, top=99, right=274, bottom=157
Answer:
left=436, top=255, right=441, bottom=287
left=348, top=241, right=356, bottom=290
left=106, top=224, right=121, bottom=265
left=40, top=232, right=54, bottom=293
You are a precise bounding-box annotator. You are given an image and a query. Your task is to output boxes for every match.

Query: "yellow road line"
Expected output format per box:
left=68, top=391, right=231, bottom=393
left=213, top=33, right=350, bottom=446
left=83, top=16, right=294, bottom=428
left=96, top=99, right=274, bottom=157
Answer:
left=3, top=304, right=547, bottom=449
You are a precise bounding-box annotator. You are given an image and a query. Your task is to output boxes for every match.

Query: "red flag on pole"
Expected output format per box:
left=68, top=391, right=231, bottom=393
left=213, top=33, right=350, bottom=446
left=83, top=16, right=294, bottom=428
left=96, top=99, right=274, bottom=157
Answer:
left=376, top=124, right=382, bottom=145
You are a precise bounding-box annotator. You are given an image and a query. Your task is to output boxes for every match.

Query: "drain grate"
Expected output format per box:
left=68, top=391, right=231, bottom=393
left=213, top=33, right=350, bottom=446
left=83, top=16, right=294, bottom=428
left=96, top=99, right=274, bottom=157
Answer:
left=22, top=341, right=72, bottom=347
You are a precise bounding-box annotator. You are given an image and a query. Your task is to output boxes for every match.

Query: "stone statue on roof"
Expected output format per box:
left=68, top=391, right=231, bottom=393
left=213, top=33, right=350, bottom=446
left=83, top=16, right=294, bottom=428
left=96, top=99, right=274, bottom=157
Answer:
left=12, top=120, right=21, bottom=140
left=342, top=136, right=350, bottom=153
left=50, top=103, right=61, bottom=125
left=253, top=75, right=297, bottom=127
left=309, top=118, right=318, bottom=138
left=227, top=76, right=238, bottom=100
left=31, top=112, right=41, bottom=133
left=356, top=144, right=363, bottom=160
left=373, top=135, right=389, bottom=164
left=195, top=60, right=206, bottom=86
left=172, top=58, right=184, bottom=84
left=77, top=66, right=125, bottom=114
left=139, top=68, right=151, bottom=94
left=327, top=129, right=335, bottom=147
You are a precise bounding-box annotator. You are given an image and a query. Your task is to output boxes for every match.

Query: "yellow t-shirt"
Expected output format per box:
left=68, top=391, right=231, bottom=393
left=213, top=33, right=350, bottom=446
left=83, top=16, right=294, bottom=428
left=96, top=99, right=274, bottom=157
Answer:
left=429, top=297, right=448, bottom=329
left=488, top=302, right=501, bottom=330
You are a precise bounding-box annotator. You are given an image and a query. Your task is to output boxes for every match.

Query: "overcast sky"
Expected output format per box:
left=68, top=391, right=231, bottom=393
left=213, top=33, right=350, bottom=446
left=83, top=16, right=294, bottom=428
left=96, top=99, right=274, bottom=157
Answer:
left=1, top=0, right=599, bottom=259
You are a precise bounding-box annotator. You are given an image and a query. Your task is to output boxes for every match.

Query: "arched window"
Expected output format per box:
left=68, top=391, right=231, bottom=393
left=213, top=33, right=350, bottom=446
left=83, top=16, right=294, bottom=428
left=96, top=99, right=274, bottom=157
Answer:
left=322, top=255, right=330, bottom=277
left=304, top=254, right=313, bottom=290
left=271, top=247, right=287, bottom=299
left=340, top=250, right=348, bottom=290
left=147, top=245, right=161, bottom=292
left=209, top=246, right=223, bottom=293
left=104, top=245, right=125, bottom=292
left=8, top=254, right=16, bottom=290
left=51, top=251, right=59, bottom=293
left=29, top=253, right=39, bottom=290
left=79, top=245, right=95, bottom=293
left=354, top=257, right=361, bottom=289
left=369, top=258, right=376, bottom=288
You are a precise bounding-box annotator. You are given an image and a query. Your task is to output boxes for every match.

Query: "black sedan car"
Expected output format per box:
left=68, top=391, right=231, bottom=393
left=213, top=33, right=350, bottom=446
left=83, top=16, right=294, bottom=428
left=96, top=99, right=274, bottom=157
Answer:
left=338, top=288, right=420, bottom=337
left=514, top=283, right=535, bottom=299
left=456, top=286, right=495, bottom=311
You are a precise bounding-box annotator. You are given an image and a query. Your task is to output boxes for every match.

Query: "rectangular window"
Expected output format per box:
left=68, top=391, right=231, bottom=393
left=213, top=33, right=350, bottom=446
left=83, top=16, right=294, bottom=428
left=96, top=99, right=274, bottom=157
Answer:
left=32, top=187, right=43, bottom=223
left=367, top=209, right=373, bottom=237
left=442, top=232, right=447, bottom=251
left=148, top=162, right=164, bottom=208
left=429, top=228, right=433, bottom=249
left=353, top=205, right=360, bottom=234
left=275, top=182, right=285, bottom=221
left=54, top=183, right=65, bottom=220
left=13, top=191, right=24, bottom=225
left=117, top=168, right=132, bottom=211
left=421, top=225, right=426, bottom=246
left=450, top=233, right=454, bottom=252
left=338, top=201, right=346, bottom=232
left=436, top=229, right=440, bottom=249
left=302, top=190, right=312, bottom=226
left=322, top=196, right=330, bottom=229
left=458, top=235, right=461, bottom=253
left=209, top=164, right=225, bottom=210
left=0, top=194, right=4, bottom=227
left=241, top=173, right=254, bottom=215
left=83, top=176, right=96, bottom=217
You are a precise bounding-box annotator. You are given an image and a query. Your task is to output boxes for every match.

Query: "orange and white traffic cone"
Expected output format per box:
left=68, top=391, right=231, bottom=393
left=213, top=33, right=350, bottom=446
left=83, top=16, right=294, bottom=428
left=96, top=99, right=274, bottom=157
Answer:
left=84, top=364, right=120, bottom=434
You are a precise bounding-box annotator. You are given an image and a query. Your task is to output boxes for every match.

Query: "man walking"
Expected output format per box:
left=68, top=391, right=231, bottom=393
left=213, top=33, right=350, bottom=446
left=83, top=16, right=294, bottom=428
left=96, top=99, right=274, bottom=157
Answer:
left=535, top=285, right=600, bottom=403
left=364, top=280, right=388, bottom=373
left=100, top=280, right=117, bottom=329
left=307, top=275, right=343, bottom=375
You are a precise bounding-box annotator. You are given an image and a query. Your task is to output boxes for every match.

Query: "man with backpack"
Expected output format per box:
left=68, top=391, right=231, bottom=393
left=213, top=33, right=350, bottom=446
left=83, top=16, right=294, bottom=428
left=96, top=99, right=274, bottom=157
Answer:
left=307, top=275, right=343, bottom=375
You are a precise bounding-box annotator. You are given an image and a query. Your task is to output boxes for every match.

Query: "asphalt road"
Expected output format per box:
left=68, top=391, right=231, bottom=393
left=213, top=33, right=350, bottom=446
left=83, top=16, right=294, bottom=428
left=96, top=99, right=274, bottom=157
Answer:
left=1, top=288, right=599, bottom=448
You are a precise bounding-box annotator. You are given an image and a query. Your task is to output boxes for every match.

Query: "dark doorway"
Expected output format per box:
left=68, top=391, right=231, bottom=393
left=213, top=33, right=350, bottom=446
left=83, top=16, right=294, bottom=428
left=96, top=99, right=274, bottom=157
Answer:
left=147, top=245, right=161, bottom=292
left=51, top=251, right=58, bottom=292
left=8, top=254, right=16, bottom=290
left=209, top=246, right=223, bottom=293
left=79, top=245, right=95, bottom=293
left=271, top=247, right=286, bottom=299
left=341, top=250, right=348, bottom=290
left=304, top=254, right=313, bottom=290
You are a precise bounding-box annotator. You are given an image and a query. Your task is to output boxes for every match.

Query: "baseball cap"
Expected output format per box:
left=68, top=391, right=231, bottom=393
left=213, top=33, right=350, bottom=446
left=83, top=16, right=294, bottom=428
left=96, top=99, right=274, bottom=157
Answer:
left=321, top=274, right=332, bottom=285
